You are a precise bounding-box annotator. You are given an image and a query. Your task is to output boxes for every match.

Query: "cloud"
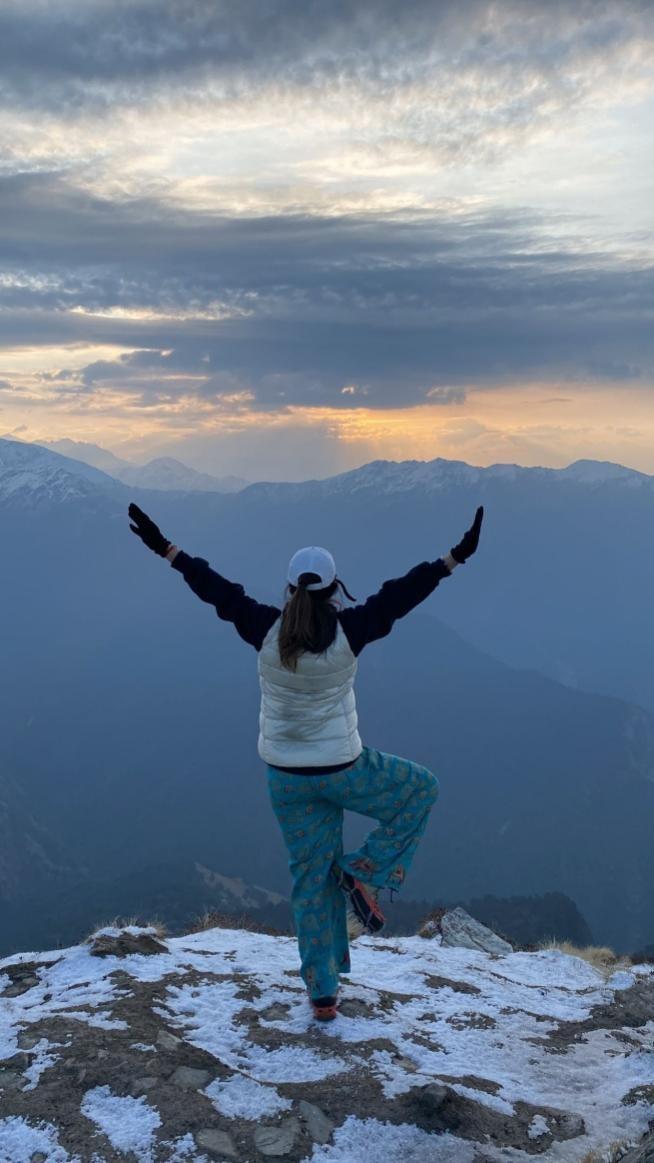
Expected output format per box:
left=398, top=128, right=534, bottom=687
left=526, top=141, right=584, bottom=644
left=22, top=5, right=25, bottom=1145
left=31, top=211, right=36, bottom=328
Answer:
left=0, top=170, right=652, bottom=411
left=0, top=0, right=652, bottom=456
left=0, top=2, right=649, bottom=103
left=0, top=0, right=651, bottom=198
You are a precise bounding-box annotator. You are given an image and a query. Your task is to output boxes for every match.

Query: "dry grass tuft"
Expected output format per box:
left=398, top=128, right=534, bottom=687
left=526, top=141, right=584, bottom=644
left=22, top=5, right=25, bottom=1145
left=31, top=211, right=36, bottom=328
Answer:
left=539, top=939, right=631, bottom=977
left=85, top=917, right=167, bottom=943
left=417, top=906, right=448, bottom=938
left=188, top=910, right=286, bottom=937
left=579, top=1140, right=633, bottom=1163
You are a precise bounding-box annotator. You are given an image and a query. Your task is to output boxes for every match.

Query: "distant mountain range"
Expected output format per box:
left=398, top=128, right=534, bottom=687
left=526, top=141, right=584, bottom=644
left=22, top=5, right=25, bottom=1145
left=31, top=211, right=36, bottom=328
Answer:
left=1, top=437, right=653, bottom=953
left=247, top=454, right=653, bottom=498
left=37, top=438, right=248, bottom=493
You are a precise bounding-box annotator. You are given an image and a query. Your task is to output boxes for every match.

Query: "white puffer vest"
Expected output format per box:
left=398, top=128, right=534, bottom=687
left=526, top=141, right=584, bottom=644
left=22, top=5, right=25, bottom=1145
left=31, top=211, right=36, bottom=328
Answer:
left=257, top=617, right=362, bottom=767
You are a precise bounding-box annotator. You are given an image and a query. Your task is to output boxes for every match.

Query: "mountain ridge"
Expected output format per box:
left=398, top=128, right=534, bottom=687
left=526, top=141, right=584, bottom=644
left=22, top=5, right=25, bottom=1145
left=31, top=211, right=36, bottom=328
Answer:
left=2, top=440, right=654, bottom=952
left=2, top=437, right=651, bottom=507
left=43, top=439, right=248, bottom=493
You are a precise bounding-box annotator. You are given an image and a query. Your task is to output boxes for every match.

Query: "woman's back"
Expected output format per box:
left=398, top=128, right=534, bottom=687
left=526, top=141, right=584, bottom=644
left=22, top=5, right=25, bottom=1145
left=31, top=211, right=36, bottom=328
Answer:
left=258, top=617, right=361, bottom=767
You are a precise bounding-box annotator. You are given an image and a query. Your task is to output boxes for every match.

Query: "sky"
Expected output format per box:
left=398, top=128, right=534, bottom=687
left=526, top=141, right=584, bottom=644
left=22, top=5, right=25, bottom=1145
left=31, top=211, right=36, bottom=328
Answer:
left=0, top=0, right=653, bottom=479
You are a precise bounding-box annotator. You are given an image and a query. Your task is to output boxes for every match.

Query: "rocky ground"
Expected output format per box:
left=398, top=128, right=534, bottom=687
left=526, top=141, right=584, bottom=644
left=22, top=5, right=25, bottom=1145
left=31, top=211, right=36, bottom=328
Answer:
left=0, top=919, right=653, bottom=1162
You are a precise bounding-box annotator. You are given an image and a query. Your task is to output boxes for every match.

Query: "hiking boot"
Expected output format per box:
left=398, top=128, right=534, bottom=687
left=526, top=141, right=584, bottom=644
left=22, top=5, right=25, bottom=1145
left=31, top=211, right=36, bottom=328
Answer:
left=332, top=866, right=386, bottom=934
left=311, top=995, right=338, bottom=1021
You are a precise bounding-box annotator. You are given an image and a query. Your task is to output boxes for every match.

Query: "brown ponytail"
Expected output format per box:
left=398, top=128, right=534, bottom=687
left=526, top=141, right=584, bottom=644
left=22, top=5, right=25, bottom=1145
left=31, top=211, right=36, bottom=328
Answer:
left=279, top=572, right=338, bottom=670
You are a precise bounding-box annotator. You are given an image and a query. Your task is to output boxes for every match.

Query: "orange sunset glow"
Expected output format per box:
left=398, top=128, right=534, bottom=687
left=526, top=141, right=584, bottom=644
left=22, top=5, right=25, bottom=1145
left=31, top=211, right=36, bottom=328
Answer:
left=1, top=1, right=652, bottom=479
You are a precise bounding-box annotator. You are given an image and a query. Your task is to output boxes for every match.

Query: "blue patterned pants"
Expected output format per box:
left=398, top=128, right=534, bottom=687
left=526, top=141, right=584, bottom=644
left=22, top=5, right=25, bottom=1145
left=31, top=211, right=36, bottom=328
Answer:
left=267, top=746, right=439, bottom=1000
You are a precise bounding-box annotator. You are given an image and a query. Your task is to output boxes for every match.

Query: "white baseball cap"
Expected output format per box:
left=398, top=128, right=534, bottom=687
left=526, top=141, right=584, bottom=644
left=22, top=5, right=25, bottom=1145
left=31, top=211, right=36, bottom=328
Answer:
left=288, top=546, right=337, bottom=591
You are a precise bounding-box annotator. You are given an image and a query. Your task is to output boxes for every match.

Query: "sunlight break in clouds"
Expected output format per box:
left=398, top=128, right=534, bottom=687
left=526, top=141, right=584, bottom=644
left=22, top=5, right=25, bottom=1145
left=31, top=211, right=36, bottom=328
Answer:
left=0, top=0, right=653, bottom=476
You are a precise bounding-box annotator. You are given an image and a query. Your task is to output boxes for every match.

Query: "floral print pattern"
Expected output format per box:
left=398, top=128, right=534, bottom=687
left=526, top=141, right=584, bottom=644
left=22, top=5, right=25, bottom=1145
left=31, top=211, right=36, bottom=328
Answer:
left=268, top=747, right=439, bottom=999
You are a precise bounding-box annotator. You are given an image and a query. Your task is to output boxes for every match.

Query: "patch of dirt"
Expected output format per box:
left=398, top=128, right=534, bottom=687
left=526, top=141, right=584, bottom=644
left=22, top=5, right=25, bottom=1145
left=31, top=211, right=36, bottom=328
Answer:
left=396, top=1083, right=585, bottom=1154
left=438, top=1074, right=502, bottom=1096
left=500, top=1006, right=552, bottom=1022
left=536, top=977, right=654, bottom=1054
left=362, top=941, right=405, bottom=955
left=425, top=974, right=482, bottom=996
left=89, top=932, right=168, bottom=958
left=622, top=1084, right=654, bottom=1106
left=0, top=959, right=50, bottom=998
left=446, top=1011, right=497, bottom=1031
left=407, top=1030, right=445, bottom=1052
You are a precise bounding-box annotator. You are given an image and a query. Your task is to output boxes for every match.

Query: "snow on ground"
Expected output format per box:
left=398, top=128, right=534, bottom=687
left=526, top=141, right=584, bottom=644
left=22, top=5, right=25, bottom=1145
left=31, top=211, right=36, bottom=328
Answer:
left=81, top=1086, right=161, bottom=1157
left=309, top=1116, right=478, bottom=1162
left=165, top=976, right=353, bottom=1082
left=1, top=926, right=652, bottom=1161
left=162, top=929, right=654, bottom=1156
left=205, top=1073, right=292, bottom=1118
left=0, top=944, right=125, bottom=1063
left=0, top=1116, right=75, bottom=1163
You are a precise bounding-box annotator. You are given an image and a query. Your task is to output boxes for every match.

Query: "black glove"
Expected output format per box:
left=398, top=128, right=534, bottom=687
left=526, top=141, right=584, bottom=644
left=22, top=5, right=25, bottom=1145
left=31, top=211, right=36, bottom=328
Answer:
left=451, top=506, right=484, bottom=564
left=128, top=503, right=171, bottom=557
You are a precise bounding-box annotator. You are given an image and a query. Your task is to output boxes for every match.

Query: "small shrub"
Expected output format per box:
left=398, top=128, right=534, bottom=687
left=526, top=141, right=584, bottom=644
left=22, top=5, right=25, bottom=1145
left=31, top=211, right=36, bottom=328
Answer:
left=579, top=1139, right=633, bottom=1163
left=85, top=917, right=167, bottom=943
left=540, top=940, right=627, bottom=975
left=417, top=906, right=448, bottom=938
left=188, top=910, right=286, bottom=937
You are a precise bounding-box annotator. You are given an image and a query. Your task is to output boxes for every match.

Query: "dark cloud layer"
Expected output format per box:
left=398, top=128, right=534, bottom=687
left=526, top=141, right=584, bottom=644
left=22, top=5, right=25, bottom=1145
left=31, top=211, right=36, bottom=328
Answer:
left=0, top=0, right=647, bottom=145
left=1, top=1, right=646, bottom=105
left=0, top=1, right=652, bottom=420
left=0, top=169, right=652, bottom=410
left=0, top=169, right=647, bottom=409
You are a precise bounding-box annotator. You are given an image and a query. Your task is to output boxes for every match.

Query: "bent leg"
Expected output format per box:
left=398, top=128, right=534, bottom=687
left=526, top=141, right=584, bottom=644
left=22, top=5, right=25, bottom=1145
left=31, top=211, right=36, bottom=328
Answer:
left=267, top=770, right=350, bottom=999
left=326, top=747, right=439, bottom=891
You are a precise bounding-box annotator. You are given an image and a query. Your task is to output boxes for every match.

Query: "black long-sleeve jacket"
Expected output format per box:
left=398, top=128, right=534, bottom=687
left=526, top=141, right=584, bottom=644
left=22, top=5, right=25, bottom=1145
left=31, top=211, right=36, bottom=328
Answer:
left=171, top=551, right=453, bottom=657
left=170, top=551, right=454, bottom=773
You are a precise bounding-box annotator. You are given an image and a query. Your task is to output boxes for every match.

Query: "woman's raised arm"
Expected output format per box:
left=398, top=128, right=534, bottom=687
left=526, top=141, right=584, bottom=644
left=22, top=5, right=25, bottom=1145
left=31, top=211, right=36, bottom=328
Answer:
left=338, top=506, right=484, bottom=656
left=128, top=503, right=280, bottom=650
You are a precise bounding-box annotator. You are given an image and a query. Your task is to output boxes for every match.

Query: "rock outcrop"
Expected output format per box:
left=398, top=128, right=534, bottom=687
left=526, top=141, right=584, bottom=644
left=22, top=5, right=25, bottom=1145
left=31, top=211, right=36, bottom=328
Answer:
left=0, top=924, right=652, bottom=1160
left=419, top=906, right=514, bottom=955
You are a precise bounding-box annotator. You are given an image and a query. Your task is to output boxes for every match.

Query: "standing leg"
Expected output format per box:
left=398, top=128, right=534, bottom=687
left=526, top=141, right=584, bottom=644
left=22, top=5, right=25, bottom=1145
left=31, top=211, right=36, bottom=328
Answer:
left=267, top=769, right=350, bottom=1001
left=326, top=747, right=439, bottom=891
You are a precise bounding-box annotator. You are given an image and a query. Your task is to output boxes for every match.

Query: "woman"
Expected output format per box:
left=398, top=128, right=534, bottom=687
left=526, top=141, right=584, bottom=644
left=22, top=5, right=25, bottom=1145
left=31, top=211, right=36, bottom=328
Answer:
left=128, top=501, right=483, bottom=1020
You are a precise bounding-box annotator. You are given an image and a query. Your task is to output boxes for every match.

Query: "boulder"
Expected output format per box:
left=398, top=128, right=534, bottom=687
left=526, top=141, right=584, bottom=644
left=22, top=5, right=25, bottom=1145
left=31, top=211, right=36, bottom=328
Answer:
left=298, top=1101, right=334, bottom=1144
left=195, top=1128, right=238, bottom=1159
left=440, top=908, right=513, bottom=956
left=254, top=1117, right=301, bottom=1156
left=170, top=1065, right=212, bottom=1090
left=156, top=1029, right=184, bottom=1051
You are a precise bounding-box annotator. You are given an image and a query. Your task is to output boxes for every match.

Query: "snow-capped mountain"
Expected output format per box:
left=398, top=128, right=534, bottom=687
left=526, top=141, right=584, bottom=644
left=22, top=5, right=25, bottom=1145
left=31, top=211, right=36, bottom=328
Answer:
left=44, top=439, right=247, bottom=493
left=4, top=438, right=650, bottom=506
left=116, top=457, right=247, bottom=494
left=0, top=438, right=248, bottom=502
left=246, top=455, right=653, bottom=500
left=0, top=921, right=652, bottom=1160
left=0, top=437, right=121, bottom=504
